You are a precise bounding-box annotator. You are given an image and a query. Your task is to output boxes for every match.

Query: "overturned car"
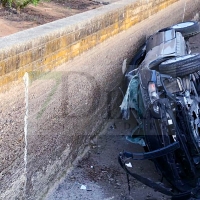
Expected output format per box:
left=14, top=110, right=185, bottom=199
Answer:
left=118, top=21, right=200, bottom=199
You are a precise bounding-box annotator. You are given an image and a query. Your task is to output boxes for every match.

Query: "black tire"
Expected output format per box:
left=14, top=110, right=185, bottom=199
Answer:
left=127, top=43, right=146, bottom=73
left=159, top=54, right=200, bottom=77
left=158, top=27, right=172, bottom=33
left=170, top=21, right=200, bottom=38
left=124, top=43, right=146, bottom=87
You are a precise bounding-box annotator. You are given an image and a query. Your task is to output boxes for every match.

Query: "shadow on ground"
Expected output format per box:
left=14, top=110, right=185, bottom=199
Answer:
left=45, top=116, right=171, bottom=200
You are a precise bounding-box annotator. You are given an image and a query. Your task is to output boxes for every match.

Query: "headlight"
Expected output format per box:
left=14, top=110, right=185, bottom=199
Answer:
left=148, top=82, right=159, bottom=103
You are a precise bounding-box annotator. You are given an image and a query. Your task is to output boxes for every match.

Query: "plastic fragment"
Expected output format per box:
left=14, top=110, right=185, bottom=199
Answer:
left=80, top=185, right=87, bottom=190
left=125, top=162, right=132, bottom=168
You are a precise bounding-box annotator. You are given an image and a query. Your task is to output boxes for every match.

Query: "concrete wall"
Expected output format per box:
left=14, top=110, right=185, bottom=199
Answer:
left=0, top=0, right=179, bottom=92
left=0, top=0, right=200, bottom=199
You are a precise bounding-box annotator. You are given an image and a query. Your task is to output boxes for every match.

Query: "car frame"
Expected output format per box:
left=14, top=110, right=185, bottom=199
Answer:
left=118, top=21, right=200, bottom=200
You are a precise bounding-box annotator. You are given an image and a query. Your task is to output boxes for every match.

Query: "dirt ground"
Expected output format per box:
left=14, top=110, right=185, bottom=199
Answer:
left=0, top=0, right=105, bottom=37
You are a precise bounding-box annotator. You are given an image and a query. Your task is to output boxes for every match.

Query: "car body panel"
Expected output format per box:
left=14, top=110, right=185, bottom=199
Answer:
left=145, top=30, right=187, bottom=69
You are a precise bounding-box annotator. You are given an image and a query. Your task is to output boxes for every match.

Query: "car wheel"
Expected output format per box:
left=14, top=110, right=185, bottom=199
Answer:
left=126, top=43, right=146, bottom=74
left=159, top=54, right=200, bottom=77
left=170, top=21, right=200, bottom=38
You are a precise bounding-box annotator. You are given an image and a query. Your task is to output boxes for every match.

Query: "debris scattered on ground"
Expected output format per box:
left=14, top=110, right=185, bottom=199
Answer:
left=125, top=162, right=132, bottom=168
left=80, top=185, right=87, bottom=190
left=109, top=123, right=116, bottom=130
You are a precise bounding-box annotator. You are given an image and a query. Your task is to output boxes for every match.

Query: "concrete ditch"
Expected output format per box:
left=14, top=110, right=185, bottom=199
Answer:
left=0, top=0, right=200, bottom=199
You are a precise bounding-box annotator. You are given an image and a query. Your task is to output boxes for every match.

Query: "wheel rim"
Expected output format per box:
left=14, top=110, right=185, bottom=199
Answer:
left=171, top=22, right=194, bottom=29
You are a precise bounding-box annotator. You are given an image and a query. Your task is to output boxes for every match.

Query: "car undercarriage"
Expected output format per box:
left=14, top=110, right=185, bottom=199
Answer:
left=119, top=21, right=200, bottom=200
